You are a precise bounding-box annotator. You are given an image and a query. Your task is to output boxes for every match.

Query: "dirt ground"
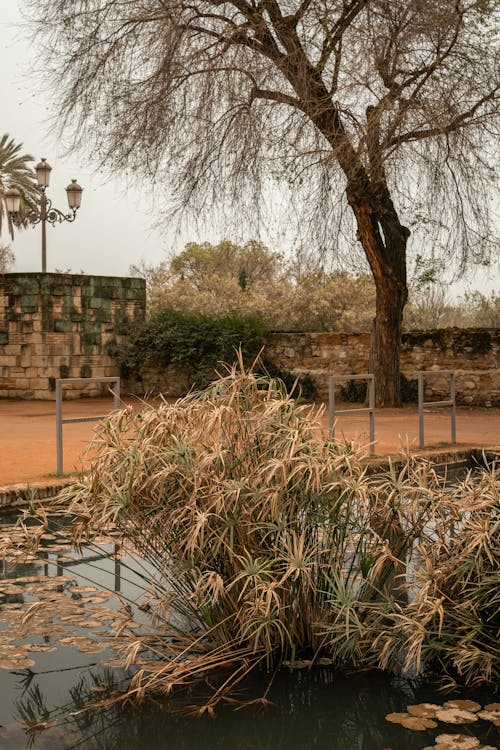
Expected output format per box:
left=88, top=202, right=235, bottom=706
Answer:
left=0, top=396, right=498, bottom=487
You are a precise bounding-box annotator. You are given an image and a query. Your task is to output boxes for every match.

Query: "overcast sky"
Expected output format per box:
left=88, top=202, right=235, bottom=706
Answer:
left=1, top=3, right=205, bottom=277
left=1, top=2, right=498, bottom=296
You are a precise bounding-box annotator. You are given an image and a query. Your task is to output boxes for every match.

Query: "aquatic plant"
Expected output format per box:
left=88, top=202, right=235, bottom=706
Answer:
left=1, top=359, right=498, bottom=713
left=377, top=467, right=500, bottom=687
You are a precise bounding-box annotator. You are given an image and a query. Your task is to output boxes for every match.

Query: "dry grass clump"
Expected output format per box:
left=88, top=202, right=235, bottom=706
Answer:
left=4, top=361, right=499, bottom=711
left=377, top=467, right=499, bottom=687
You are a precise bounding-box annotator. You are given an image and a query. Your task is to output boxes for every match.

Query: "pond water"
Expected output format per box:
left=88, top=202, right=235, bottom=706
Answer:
left=0, top=512, right=498, bottom=750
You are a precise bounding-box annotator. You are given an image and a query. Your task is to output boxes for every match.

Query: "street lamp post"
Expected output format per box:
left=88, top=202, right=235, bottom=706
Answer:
left=5, top=158, right=83, bottom=273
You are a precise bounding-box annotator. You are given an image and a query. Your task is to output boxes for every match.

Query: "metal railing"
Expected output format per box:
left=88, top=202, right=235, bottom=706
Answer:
left=328, top=374, right=375, bottom=455
left=55, top=377, right=120, bottom=475
left=418, top=370, right=456, bottom=449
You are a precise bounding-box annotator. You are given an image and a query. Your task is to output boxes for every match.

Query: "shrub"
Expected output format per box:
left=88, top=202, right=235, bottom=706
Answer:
left=117, top=307, right=265, bottom=387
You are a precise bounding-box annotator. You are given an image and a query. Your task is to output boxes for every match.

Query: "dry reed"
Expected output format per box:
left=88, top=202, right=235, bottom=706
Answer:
left=2, top=359, right=498, bottom=711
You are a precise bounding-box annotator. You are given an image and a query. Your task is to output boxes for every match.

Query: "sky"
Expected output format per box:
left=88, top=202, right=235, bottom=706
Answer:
left=1, top=3, right=199, bottom=277
left=0, top=2, right=498, bottom=296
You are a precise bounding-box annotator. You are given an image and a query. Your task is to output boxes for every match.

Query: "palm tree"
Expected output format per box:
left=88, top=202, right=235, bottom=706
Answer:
left=0, top=133, right=40, bottom=239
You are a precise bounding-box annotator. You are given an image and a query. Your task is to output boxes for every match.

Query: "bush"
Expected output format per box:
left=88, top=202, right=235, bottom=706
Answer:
left=117, top=308, right=266, bottom=387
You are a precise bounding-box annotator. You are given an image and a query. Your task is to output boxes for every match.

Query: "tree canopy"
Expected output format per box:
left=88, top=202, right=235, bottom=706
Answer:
left=27, top=0, right=500, bottom=403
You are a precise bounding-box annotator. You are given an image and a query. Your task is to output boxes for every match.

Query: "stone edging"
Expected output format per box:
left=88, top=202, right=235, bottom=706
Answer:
left=0, top=478, right=76, bottom=509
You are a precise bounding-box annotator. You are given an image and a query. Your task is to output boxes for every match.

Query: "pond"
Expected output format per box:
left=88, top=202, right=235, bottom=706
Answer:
left=0, top=512, right=498, bottom=750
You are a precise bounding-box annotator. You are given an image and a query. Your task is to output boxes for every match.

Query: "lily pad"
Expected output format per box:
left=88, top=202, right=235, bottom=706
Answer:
left=25, top=643, right=57, bottom=653
left=385, top=712, right=437, bottom=730
left=435, top=735, right=480, bottom=749
left=407, top=703, right=440, bottom=718
left=443, top=700, right=481, bottom=713
left=400, top=716, right=437, bottom=730
left=435, top=708, right=478, bottom=724
left=477, top=709, right=500, bottom=726
left=0, top=656, right=36, bottom=670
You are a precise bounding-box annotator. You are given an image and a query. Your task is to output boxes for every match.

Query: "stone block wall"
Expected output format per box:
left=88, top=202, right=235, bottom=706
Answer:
left=0, top=273, right=145, bottom=399
left=265, top=329, right=499, bottom=406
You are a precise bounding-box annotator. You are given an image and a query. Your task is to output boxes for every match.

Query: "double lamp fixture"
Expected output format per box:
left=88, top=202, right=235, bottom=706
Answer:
left=5, top=158, right=83, bottom=273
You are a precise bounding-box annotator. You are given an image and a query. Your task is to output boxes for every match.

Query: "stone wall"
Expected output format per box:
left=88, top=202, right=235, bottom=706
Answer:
left=128, top=328, right=499, bottom=407
left=265, top=329, right=499, bottom=406
left=0, top=273, right=145, bottom=399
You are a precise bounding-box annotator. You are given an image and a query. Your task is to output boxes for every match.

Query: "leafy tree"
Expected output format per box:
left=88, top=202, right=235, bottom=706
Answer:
left=0, top=134, right=39, bottom=239
left=29, top=0, right=499, bottom=403
left=169, top=240, right=284, bottom=289
left=134, top=241, right=377, bottom=330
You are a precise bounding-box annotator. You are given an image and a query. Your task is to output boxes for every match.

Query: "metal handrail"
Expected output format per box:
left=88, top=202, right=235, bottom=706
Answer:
left=418, top=370, right=456, bottom=448
left=55, top=377, right=120, bottom=474
left=328, top=374, right=375, bottom=455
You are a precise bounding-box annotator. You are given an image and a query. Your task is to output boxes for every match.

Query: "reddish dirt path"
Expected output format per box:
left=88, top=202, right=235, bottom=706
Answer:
left=0, top=397, right=498, bottom=487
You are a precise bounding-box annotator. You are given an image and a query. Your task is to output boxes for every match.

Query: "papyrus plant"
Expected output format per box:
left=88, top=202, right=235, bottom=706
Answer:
left=3, top=360, right=498, bottom=712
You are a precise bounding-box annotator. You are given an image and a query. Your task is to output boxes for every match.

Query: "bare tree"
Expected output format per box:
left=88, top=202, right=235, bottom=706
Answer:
left=27, top=0, right=499, bottom=404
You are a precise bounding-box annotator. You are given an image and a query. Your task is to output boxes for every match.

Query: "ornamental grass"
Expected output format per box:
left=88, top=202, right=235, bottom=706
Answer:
left=3, top=358, right=498, bottom=712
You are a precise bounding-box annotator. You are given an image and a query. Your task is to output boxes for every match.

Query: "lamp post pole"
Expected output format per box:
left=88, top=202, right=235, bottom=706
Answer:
left=5, top=158, right=83, bottom=273
left=41, top=188, right=47, bottom=274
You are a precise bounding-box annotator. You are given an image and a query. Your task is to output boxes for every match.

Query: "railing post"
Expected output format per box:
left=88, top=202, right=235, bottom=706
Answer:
left=55, top=377, right=121, bottom=475
left=418, top=372, right=424, bottom=449
left=328, top=374, right=375, bottom=455
left=418, top=370, right=456, bottom=449
left=56, top=379, right=63, bottom=475
left=368, top=375, right=375, bottom=452
left=329, top=376, right=335, bottom=440
left=450, top=372, right=456, bottom=444
left=113, top=378, right=120, bottom=411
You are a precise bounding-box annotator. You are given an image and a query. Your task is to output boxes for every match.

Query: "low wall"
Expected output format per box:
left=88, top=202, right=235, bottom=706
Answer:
left=128, top=329, right=499, bottom=406
left=265, top=329, right=499, bottom=406
left=0, top=273, right=145, bottom=399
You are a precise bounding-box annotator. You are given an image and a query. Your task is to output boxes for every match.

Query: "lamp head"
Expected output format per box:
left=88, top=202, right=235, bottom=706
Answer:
left=35, top=158, right=52, bottom=188
left=5, top=187, right=22, bottom=214
left=66, top=179, right=83, bottom=210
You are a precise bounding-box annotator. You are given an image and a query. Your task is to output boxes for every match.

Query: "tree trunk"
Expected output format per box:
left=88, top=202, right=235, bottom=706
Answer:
left=347, top=192, right=409, bottom=407
left=369, top=273, right=406, bottom=407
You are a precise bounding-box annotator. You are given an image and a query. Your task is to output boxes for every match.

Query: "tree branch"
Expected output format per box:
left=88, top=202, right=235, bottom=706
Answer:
left=386, top=88, right=499, bottom=148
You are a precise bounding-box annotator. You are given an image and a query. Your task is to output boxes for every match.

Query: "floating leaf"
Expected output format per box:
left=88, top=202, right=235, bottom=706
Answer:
left=407, top=703, right=440, bottom=718
left=435, top=708, right=478, bottom=724
left=477, top=709, right=500, bottom=726
left=484, top=703, right=500, bottom=712
left=435, top=735, right=480, bottom=749
left=75, top=643, right=107, bottom=653
left=386, top=712, right=412, bottom=723
left=443, top=700, right=481, bottom=713
left=400, top=716, right=437, bottom=730
left=25, top=643, right=57, bottom=653
left=0, top=656, right=36, bottom=670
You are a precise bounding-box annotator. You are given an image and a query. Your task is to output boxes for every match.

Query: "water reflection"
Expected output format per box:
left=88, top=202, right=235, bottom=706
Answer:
left=7, top=666, right=499, bottom=750
left=1, top=515, right=498, bottom=750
